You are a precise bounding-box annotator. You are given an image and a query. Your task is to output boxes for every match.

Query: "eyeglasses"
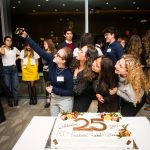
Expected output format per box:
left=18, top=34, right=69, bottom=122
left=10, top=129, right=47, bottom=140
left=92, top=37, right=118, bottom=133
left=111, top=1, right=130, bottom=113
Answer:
left=55, top=53, right=65, bottom=59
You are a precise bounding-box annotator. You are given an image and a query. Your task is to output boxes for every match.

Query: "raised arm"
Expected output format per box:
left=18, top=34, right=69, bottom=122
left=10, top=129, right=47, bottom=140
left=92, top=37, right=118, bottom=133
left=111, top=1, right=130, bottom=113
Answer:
left=18, top=29, right=53, bottom=63
left=0, top=45, right=6, bottom=55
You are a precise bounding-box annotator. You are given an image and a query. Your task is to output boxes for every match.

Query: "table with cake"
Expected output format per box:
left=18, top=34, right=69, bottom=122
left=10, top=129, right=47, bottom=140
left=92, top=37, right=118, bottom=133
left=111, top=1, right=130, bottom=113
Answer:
left=13, top=112, right=150, bottom=150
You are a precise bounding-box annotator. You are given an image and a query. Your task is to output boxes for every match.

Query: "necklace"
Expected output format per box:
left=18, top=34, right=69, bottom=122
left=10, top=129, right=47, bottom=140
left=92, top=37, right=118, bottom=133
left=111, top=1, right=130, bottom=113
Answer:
left=56, top=67, right=66, bottom=75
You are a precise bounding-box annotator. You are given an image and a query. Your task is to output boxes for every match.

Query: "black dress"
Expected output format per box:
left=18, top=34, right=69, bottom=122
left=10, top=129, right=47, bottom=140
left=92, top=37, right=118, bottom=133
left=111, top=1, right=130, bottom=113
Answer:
left=73, top=71, right=94, bottom=112
left=95, top=77, right=119, bottom=112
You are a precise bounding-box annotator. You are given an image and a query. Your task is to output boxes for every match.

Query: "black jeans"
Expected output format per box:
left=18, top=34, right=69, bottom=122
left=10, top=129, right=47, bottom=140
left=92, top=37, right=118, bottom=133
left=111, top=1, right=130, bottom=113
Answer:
left=120, top=94, right=146, bottom=116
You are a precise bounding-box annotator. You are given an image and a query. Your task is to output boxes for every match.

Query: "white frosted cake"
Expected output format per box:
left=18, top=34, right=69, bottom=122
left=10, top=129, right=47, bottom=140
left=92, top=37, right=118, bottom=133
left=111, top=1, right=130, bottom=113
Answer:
left=51, top=112, right=133, bottom=149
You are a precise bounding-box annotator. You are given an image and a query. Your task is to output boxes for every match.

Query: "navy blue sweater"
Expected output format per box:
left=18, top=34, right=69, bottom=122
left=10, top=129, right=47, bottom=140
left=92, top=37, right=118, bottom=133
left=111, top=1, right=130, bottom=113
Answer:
left=104, top=41, right=124, bottom=63
left=26, top=37, right=73, bottom=96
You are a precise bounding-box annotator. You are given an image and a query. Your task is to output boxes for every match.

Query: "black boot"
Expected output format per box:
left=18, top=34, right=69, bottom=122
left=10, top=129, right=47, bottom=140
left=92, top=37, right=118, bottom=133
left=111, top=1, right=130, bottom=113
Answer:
left=0, top=100, right=6, bottom=123
left=32, top=86, right=37, bottom=105
left=14, top=99, right=18, bottom=106
left=28, top=84, right=33, bottom=105
left=8, top=100, right=13, bottom=107
left=29, top=98, right=33, bottom=105
left=44, top=102, right=50, bottom=108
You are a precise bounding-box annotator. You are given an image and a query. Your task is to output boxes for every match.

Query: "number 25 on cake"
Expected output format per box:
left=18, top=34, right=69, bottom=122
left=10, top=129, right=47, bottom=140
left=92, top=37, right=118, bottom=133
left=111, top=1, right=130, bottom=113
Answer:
left=51, top=112, right=133, bottom=149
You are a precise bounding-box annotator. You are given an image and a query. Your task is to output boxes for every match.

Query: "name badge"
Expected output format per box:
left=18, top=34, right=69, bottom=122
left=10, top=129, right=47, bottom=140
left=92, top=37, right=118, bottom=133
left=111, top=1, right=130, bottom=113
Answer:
left=57, top=76, right=64, bottom=82
left=107, top=48, right=111, bottom=52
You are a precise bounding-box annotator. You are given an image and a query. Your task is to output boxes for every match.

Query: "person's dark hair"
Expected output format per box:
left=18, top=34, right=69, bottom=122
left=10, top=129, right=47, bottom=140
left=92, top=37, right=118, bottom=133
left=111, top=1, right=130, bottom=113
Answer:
left=4, top=36, right=13, bottom=49
left=80, top=33, right=94, bottom=48
left=63, top=28, right=73, bottom=35
left=72, top=44, right=98, bottom=80
left=97, top=56, right=118, bottom=92
left=63, top=47, right=73, bottom=68
left=102, top=26, right=118, bottom=36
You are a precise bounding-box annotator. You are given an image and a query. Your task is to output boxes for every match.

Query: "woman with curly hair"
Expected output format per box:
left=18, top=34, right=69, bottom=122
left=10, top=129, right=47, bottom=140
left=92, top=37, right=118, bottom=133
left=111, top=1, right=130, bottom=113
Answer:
left=73, top=44, right=98, bottom=112
left=142, top=29, right=150, bottom=111
left=111, top=54, right=150, bottom=116
left=126, top=35, right=143, bottom=58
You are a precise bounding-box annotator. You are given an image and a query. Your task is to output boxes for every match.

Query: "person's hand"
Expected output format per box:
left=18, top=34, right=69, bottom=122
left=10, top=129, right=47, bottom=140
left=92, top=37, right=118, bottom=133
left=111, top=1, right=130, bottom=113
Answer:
left=109, top=87, right=118, bottom=95
left=15, top=28, right=28, bottom=38
left=46, top=85, right=53, bottom=94
left=96, top=94, right=104, bottom=103
left=0, top=45, right=6, bottom=54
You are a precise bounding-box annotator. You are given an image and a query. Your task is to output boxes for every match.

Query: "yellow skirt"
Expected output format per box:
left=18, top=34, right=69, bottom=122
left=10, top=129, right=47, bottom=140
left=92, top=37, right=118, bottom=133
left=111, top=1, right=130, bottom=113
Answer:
left=22, top=65, right=39, bottom=81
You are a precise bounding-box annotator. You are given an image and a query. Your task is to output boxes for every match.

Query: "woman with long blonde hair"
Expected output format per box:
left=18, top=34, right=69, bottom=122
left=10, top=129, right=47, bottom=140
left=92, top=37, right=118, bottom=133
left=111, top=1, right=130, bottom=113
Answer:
left=126, top=35, right=143, bottom=58
left=20, top=44, right=40, bottom=105
left=142, top=29, right=150, bottom=111
left=111, top=54, right=150, bottom=116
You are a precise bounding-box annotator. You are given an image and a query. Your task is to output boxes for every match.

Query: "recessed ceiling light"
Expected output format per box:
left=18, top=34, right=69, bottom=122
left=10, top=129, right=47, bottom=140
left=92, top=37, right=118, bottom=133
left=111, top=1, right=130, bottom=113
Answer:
left=133, top=2, right=136, bottom=5
left=54, top=9, right=58, bottom=12
left=18, top=1, right=21, bottom=4
left=137, top=7, right=140, bottom=10
left=37, top=4, right=41, bottom=7
left=114, top=7, right=117, bottom=10
left=59, top=18, right=63, bottom=22
left=75, top=8, right=79, bottom=12
left=32, top=9, right=36, bottom=13
left=106, top=2, right=109, bottom=5
left=140, top=19, right=148, bottom=23
left=62, top=3, right=66, bottom=7
left=12, top=6, right=16, bottom=9
left=45, top=0, right=49, bottom=1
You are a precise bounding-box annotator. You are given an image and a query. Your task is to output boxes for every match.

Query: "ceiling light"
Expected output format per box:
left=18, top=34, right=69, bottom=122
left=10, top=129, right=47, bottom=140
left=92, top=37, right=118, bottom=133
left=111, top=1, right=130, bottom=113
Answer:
left=75, top=8, right=79, bottom=12
left=114, top=7, right=117, bottom=10
left=54, top=9, right=58, bottom=12
left=37, top=4, right=41, bottom=7
left=12, top=6, right=16, bottom=9
left=132, top=2, right=136, bottom=5
left=32, top=9, right=36, bottom=13
left=45, top=0, right=49, bottom=1
left=140, top=19, right=148, bottom=23
left=62, top=3, right=66, bottom=7
left=18, top=1, right=21, bottom=4
left=136, top=7, right=140, bottom=10
left=133, top=1, right=136, bottom=5
left=106, top=2, right=109, bottom=5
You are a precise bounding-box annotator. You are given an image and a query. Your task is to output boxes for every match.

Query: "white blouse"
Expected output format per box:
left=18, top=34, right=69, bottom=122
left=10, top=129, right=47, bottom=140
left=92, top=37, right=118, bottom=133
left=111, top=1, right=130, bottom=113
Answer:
left=2, top=47, right=20, bottom=66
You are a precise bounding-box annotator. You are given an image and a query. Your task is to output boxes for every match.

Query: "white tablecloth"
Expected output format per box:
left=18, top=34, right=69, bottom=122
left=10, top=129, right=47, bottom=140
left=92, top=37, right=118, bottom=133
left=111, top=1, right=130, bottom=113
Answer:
left=12, top=116, right=150, bottom=150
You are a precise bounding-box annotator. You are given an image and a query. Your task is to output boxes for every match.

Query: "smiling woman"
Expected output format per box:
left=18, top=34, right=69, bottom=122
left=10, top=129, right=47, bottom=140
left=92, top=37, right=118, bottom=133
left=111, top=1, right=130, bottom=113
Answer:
left=114, top=54, right=150, bottom=116
left=18, top=29, right=74, bottom=116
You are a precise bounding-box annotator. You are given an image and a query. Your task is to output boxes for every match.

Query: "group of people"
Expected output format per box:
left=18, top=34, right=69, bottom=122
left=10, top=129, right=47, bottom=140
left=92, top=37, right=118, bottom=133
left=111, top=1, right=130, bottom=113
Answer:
left=0, top=26, right=150, bottom=123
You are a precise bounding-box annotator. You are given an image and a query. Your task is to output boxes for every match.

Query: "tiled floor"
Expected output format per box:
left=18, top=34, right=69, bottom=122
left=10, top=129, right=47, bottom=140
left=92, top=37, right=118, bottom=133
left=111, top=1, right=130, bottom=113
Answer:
left=0, top=98, right=49, bottom=150
left=0, top=98, right=149, bottom=150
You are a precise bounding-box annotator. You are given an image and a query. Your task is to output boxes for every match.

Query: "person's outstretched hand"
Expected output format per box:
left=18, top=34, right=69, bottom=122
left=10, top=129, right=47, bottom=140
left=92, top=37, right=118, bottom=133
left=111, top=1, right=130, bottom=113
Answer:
left=15, top=28, right=28, bottom=38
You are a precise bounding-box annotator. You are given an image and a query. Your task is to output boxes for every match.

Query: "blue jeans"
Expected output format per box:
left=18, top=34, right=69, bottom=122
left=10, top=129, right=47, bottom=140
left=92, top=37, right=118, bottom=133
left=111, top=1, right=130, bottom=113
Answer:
left=3, top=65, right=19, bottom=100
